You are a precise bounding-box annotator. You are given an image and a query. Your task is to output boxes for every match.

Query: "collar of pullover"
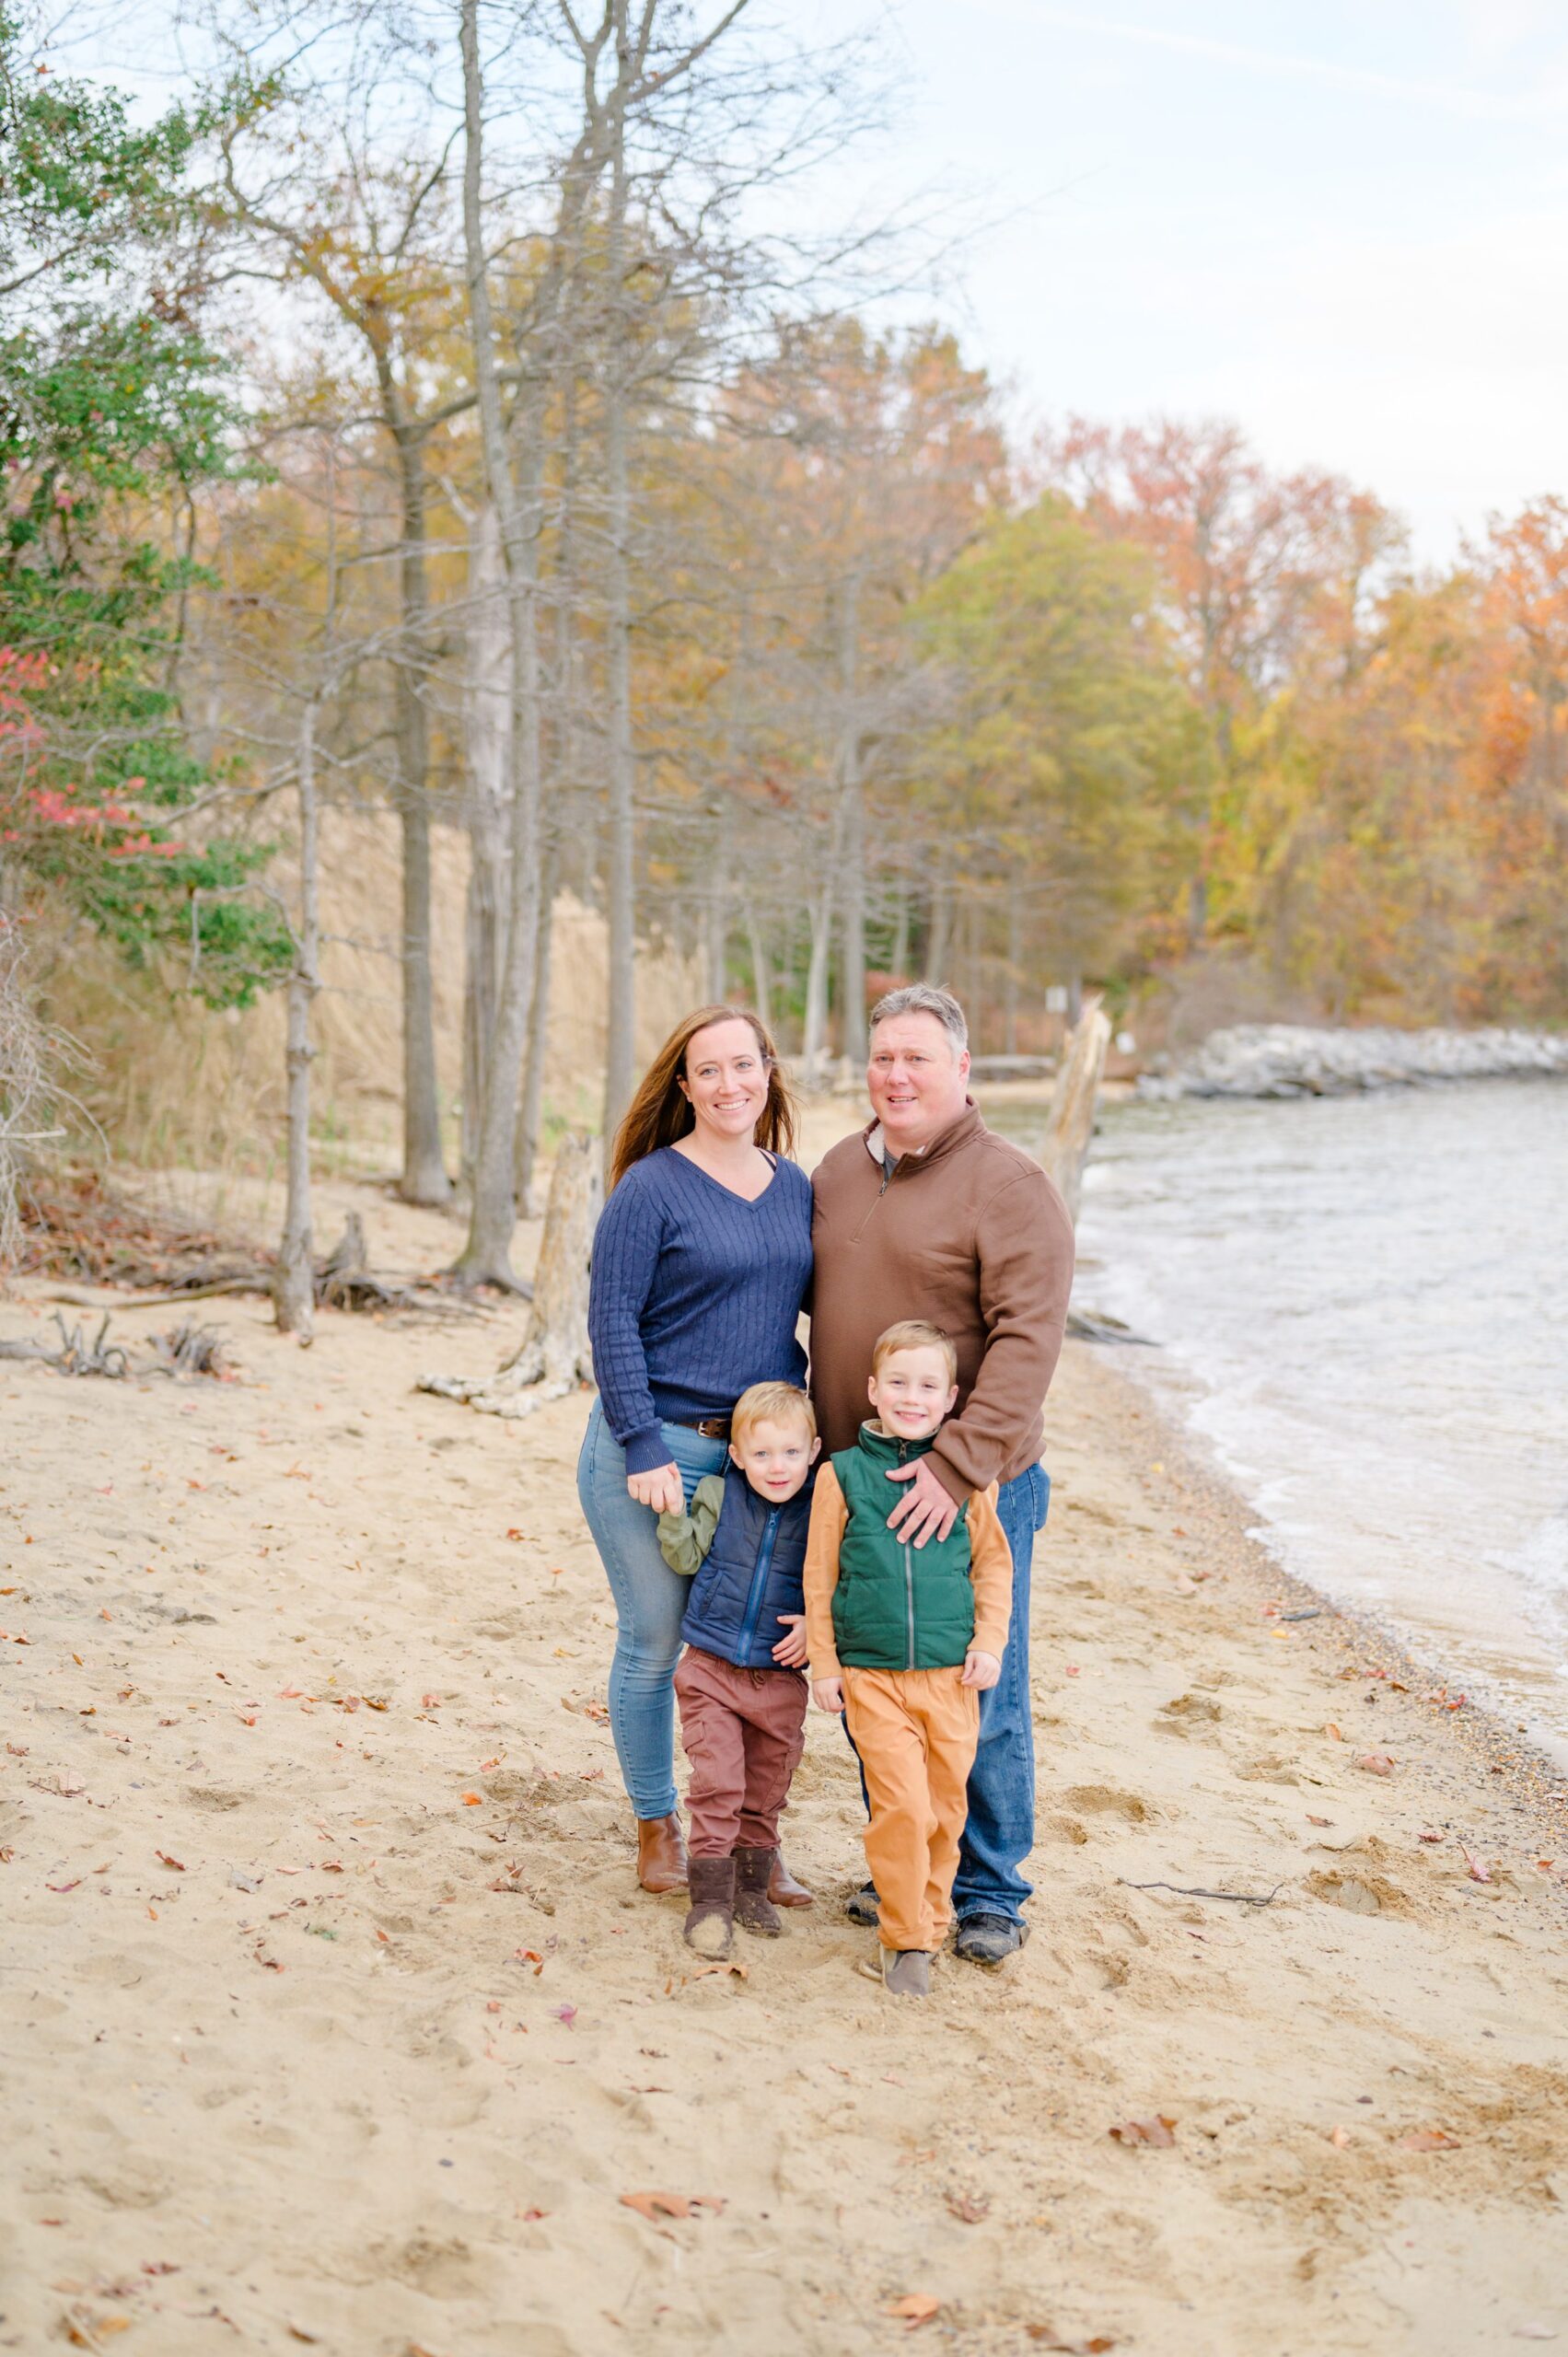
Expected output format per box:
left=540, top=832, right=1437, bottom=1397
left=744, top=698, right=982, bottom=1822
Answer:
left=857, top=1418, right=938, bottom=1468
left=862, top=1099, right=983, bottom=1175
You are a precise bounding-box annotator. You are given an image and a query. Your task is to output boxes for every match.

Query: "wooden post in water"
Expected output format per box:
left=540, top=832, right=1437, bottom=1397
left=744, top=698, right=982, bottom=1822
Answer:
left=1040, top=993, right=1110, bottom=1221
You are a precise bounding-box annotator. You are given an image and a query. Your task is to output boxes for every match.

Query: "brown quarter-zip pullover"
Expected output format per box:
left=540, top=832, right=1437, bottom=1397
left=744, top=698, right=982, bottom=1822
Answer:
left=808, top=1103, right=1074, bottom=1502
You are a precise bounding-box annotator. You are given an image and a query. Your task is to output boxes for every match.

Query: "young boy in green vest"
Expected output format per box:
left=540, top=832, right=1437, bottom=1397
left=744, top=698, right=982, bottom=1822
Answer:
left=803, top=1320, right=1013, bottom=1998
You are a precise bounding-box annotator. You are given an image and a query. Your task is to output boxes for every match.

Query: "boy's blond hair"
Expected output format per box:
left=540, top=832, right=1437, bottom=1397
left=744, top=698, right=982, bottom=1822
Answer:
left=730, top=1380, right=817, bottom=1444
left=871, top=1319, right=958, bottom=1384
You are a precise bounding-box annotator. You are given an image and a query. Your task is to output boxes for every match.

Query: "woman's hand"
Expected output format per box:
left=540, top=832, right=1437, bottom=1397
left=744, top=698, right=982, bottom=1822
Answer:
left=772, top=1613, right=809, bottom=1668
left=627, top=1462, right=684, bottom=1515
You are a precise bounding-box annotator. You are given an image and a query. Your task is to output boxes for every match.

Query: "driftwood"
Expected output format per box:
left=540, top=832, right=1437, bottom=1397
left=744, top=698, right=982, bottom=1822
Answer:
left=1040, top=994, right=1111, bottom=1221
left=418, top=1132, right=598, bottom=1418
left=0, top=1309, right=130, bottom=1377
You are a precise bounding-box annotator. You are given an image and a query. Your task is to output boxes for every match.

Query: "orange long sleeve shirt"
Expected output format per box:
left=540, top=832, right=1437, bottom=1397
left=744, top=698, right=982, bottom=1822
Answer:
left=803, top=1461, right=1014, bottom=1678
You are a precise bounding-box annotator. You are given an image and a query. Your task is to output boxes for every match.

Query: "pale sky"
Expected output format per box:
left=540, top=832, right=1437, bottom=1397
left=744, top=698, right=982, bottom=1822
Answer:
left=784, top=0, right=1568, bottom=560
left=66, top=0, right=1568, bottom=562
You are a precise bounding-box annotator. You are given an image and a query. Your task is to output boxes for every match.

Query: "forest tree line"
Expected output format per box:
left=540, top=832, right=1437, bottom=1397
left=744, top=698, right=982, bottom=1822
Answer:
left=2, top=1, right=1565, bottom=1272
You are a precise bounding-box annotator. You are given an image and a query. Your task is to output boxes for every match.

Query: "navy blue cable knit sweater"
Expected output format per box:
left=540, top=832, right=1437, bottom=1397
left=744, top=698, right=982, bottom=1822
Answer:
left=587, top=1147, right=813, bottom=1474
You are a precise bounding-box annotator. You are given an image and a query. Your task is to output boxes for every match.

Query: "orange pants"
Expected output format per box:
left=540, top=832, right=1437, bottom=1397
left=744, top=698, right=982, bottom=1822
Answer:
left=842, top=1665, right=980, bottom=1953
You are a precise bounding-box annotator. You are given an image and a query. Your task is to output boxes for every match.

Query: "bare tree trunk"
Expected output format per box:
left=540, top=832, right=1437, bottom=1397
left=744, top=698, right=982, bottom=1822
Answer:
left=704, top=800, right=730, bottom=1001
left=1005, top=882, right=1021, bottom=1055
left=515, top=839, right=558, bottom=1215
left=803, top=883, right=832, bottom=1082
left=1040, top=993, right=1109, bottom=1220
left=923, top=877, right=953, bottom=983
left=601, top=5, right=638, bottom=1147
left=889, top=877, right=909, bottom=984
left=274, top=702, right=320, bottom=1337
left=743, top=900, right=772, bottom=1030
left=391, top=431, right=451, bottom=1204
left=460, top=502, right=511, bottom=1186
left=454, top=0, right=542, bottom=1288
left=418, top=1131, right=599, bottom=1416
left=836, top=575, right=867, bottom=1065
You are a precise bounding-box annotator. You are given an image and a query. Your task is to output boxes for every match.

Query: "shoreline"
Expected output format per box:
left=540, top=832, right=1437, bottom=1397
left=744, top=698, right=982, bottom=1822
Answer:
left=6, top=1164, right=1568, bottom=2351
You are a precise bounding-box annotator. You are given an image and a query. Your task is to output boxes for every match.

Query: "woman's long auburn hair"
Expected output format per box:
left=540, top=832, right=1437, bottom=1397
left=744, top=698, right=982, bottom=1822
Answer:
left=608, top=1004, right=797, bottom=1192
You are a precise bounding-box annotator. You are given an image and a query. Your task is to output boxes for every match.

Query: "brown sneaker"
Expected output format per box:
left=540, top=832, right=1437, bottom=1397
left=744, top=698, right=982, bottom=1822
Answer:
left=635, top=1812, right=689, bottom=1895
left=882, top=1948, right=931, bottom=1999
left=683, top=1855, right=736, bottom=1957
left=733, top=1847, right=784, bottom=1938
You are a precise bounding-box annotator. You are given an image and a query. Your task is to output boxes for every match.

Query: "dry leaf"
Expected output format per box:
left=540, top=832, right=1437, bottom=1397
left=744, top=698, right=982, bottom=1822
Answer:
left=1461, top=1848, right=1493, bottom=1884
left=1417, top=1828, right=1442, bottom=1842
left=1329, top=2125, right=1352, bottom=2148
left=884, top=2294, right=941, bottom=2328
left=157, top=1851, right=185, bottom=1871
left=1307, top=1814, right=1331, bottom=1826
left=1027, top=2334, right=1117, bottom=2353
left=945, top=2190, right=991, bottom=2223
left=47, top=1879, right=81, bottom=1893
left=505, top=1527, right=526, bottom=1541
left=1324, top=1723, right=1343, bottom=1742
left=1109, top=2116, right=1177, bottom=2147
left=460, top=1793, right=482, bottom=1806
left=1397, top=2128, right=1459, bottom=2152
left=1356, top=1752, right=1396, bottom=1776
left=619, top=2190, right=726, bottom=2221
left=689, top=1959, right=748, bottom=1981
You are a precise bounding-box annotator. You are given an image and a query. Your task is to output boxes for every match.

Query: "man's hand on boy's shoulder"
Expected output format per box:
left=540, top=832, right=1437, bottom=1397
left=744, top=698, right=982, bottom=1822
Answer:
left=811, top=1675, right=844, bottom=1714
left=884, top=1455, right=961, bottom=1547
left=961, top=1647, right=1002, bottom=1691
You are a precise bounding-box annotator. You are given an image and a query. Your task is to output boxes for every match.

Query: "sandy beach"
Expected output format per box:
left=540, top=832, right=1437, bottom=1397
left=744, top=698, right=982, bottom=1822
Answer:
left=5, top=1142, right=1568, bottom=2357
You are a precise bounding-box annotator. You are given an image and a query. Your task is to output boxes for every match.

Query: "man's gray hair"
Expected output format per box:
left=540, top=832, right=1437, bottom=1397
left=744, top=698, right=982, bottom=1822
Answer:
left=868, top=983, right=969, bottom=1055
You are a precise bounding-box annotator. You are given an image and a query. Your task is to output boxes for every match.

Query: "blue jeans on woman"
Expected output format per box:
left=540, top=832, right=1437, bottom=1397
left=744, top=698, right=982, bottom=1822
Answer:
left=576, top=1398, right=728, bottom=1820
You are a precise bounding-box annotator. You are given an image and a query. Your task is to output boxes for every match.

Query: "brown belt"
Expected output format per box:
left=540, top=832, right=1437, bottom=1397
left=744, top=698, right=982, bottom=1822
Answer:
left=669, top=1413, right=732, bottom=1441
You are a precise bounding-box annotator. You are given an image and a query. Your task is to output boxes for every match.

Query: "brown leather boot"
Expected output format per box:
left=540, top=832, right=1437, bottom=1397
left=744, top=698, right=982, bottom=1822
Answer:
left=636, top=1813, right=688, bottom=1895
left=733, top=1847, right=784, bottom=1938
left=768, top=1851, right=814, bottom=1908
left=683, top=1854, right=735, bottom=1956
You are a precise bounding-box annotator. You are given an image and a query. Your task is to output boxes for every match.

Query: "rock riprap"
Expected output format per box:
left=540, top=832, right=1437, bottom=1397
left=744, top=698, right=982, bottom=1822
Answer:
left=1144, top=1023, right=1568, bottom=1100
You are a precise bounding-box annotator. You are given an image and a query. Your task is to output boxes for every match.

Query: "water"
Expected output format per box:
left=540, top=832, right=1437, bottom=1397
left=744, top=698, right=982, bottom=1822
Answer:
left=988, top=1079, right=1568, bottom=1758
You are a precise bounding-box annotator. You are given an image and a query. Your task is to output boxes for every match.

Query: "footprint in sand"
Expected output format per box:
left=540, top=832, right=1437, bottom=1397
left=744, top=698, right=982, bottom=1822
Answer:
left=1156, top=1692, right=1223, bottom=1736
left=1063, top=1783, right=1156, bottom=1822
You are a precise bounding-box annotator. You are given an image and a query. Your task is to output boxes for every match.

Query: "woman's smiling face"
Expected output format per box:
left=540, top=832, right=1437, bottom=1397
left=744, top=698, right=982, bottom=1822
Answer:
left=679, top=1016, right=770, bottom=1143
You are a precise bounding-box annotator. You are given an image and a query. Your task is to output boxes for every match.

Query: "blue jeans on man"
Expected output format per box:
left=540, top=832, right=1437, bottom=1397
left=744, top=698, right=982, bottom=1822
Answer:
left=846, top=1460, right=1050, bottom=1936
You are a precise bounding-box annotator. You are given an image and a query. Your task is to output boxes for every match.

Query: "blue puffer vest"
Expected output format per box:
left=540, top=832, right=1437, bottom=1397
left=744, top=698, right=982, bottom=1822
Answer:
left=679, top=1464, right=813, bottom=1672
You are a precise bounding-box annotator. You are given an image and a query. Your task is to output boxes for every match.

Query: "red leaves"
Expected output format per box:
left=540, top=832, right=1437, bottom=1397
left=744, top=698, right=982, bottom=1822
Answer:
left=1355, top=1751, right=1396, bottom=1776
left=1109, top=2116, right=1177, bottom=2148
left=1028, top=2333, right=1117, bottom=2353
left=459, top=1793, right=482, bottom=1806
left=619, top=2190, right=726, bottom=2222
left=156, top=1851, right=184, bottom=1871
left=1396, top=2128, right=1459, bottom=2152
left=1460, top=1848, right=1493, bottom=1883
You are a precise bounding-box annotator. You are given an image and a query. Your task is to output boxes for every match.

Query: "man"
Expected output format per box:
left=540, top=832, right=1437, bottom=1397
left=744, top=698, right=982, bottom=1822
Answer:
left=809, top=983, right=1074, bottom=1964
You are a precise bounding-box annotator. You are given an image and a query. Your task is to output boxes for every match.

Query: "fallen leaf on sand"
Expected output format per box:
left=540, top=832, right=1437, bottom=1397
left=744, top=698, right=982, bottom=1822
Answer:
left=1330, top=2125, right=1352, bottom=2148
left=1461, top=1848, right=1493, bottom=1884
left=1307, top=1814, right=1331, bottom=1827
left=884, top=2294, right=941, bottom=2328
left=286, top=2326, right=322, bottom=2345
left=553, top=2004, right=577, bottom=2026
left=46, top=1879, right=81, bottom=1893
left=422, top=1693, right=441, bottom=1708
left=1417, top=1828, right=1442, bottom=1843
left=1397, top=2128, right=1459, bottom=2152
left=1109, top=2117, right=1177, bottom=2148
left=945, top=2191, right=991, bottom=2223
left=1027, top=2333, right=1117, bottom=2352
left=157, top=1851, right=185, bottom=1871
left=619, top=2190, right=726, bottom=2221
left=1324, top=1724, right=1343, bottom=1742
left=1356, top=1752, right=1396, bottom=1776
left=505, top=1528, right=526, bottom=1541
left=519, top=2206, right=549, bottom=2221
left=460, top=1793, right=482, bottom=1806
left=689, top=1960, right=748, bottom=1981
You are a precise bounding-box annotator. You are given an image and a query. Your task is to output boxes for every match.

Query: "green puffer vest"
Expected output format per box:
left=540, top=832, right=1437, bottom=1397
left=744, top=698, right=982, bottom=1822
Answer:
left=830, top=1423, right=975, bottom=1672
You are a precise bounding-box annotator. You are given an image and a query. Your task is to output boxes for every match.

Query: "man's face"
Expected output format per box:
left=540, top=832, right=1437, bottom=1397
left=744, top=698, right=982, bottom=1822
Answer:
left=729, top=1417, right=820, bottom=1502
left=867, top=1011, right=970, bottom=1151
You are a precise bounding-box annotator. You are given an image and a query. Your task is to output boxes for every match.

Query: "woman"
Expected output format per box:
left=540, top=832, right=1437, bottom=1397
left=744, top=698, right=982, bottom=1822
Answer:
left=579, top=1004, right=817, bottom=1902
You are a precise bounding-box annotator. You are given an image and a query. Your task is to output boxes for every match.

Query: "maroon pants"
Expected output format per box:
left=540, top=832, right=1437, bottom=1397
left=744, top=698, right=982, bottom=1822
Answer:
left=674, top=1645, right=807, bottom=1858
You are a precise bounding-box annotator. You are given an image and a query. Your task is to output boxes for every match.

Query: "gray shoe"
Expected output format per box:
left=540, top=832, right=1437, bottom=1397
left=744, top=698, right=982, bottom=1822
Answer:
left=882, top=1948, right=931, bottom=1999
left=953, top=1913, right=1029, bottom=1966
left=844, top=1880, right=880, bottom=1928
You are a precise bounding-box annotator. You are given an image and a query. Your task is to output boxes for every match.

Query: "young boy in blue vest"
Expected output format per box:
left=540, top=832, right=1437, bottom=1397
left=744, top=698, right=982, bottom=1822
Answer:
left=657, top=1380, right=819, bottom=1958
left=805, top=1321, right=1013, bottom=1998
